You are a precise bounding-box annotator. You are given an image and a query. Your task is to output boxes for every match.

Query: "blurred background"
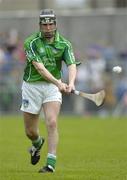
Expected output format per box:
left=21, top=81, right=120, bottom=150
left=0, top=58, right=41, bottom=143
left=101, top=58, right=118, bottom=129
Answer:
left=0, top=0, right=127, bottom=117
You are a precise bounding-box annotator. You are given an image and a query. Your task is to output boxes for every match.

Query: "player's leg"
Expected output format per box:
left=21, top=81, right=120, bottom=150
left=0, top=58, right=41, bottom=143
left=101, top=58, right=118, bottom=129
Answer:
left=39, top=101, right=61, bottom=173
left=20, top=81, right=46, bottom=165
left=23, top=112, right=45, bottom=165
left=23, top=112, right=39, bottom=140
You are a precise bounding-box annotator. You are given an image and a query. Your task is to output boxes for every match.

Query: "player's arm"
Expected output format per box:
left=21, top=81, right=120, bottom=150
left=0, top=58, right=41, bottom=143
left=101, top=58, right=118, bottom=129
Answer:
left=67, top=64, right=77, bottom=92
left=32, top=61, right=68, bottom=92
left=63, top=42, right=78, bottom=93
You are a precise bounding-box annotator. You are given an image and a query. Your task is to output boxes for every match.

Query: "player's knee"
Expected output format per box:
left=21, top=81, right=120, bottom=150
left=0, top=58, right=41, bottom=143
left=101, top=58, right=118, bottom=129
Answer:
left=25, top=128, right=38, bottom=140
left=48, top=119, right=57, bottom=130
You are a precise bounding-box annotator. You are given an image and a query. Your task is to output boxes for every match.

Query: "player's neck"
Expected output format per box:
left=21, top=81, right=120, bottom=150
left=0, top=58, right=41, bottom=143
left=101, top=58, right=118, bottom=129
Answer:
left=45, top=37, right=54, bottom=44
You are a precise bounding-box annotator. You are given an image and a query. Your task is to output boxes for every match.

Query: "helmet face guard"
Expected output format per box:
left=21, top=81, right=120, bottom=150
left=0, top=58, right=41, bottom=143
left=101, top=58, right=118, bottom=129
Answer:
left=39, top=9, right=57, bottom=39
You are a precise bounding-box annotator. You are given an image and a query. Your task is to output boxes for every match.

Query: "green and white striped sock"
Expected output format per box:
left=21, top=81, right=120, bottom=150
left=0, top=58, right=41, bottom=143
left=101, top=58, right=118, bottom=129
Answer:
left=46, top=153, right=56, bottom=170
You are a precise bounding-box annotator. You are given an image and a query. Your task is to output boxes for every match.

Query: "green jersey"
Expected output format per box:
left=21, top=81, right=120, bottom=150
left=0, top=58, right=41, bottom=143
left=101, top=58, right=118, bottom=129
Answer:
left=23, top=31, right=78, bottom=82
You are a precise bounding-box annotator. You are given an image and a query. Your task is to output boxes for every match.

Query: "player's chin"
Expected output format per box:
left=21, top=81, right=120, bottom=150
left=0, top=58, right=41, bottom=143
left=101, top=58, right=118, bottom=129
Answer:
left=44, top=32, right=54, bottom=38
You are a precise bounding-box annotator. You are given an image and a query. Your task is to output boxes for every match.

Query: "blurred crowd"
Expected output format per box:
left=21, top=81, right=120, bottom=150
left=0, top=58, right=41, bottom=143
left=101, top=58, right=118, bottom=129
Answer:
left=0, top=29, right=25, bottom=70
left=62, top=42, right=127, bottom=116
left=0, top=29, right=25, bottom=113
left=1, top=29, right=127, bottom=116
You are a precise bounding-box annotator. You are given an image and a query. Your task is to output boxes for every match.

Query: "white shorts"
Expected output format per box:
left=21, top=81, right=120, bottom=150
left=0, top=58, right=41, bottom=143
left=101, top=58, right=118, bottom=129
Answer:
left=20, top=81, right=62, bottom=114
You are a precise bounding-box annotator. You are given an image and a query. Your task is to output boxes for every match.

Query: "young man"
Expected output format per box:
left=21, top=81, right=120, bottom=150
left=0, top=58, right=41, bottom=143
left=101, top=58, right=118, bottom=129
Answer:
left=20, top=9, right=79, bottom=173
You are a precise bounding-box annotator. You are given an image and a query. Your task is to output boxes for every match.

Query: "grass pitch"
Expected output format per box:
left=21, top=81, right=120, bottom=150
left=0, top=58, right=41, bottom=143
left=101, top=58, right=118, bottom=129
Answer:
left=0, top=115, right=127, bottom=180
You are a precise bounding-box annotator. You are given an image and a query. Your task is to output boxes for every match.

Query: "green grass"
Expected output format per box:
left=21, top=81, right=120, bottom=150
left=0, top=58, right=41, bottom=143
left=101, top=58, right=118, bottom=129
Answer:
left=0, top=115, right=127, bottom=180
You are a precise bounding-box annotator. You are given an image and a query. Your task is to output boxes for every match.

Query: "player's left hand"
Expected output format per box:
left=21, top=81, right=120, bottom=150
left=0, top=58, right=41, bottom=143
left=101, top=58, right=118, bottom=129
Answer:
left=66, top=83, right=75, bottom=94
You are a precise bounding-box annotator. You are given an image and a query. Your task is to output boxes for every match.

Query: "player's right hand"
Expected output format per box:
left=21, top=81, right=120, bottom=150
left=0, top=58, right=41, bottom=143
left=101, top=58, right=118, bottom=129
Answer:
left=57, top=81, right=68, bottom=93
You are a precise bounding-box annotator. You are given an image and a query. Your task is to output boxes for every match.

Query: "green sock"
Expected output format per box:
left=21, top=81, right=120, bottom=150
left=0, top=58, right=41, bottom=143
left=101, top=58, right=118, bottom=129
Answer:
left=32, top=136, right=43, bottom=149
left=46, top=153, right=56, bottom=169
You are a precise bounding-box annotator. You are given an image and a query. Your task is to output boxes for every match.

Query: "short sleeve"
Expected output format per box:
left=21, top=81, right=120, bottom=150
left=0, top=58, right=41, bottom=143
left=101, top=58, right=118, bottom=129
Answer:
left=24, top=40, right=41, bottom=62
left=63, top=43, right=81, bottom=66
